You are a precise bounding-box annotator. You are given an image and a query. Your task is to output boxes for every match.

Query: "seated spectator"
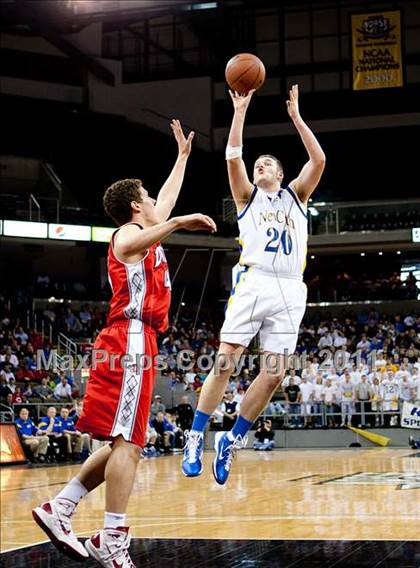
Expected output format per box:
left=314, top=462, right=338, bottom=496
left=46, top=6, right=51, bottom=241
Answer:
left=79, top=304, right=92, bottom=333
left=14, top=326, right=29, bottom=345
left=143, top=423, right=159, bottom=457
left=12, top=386, right=26, bottom=404
left=150, top=411, right=173, bottom=453
left=54, top=375, right=73, bottom=402
left=38, top=406, right=68, bottom=461
left=150, top=395, right=165, bottom=419
left=15, top=408, right=49, bottom=463
left=253, top=418, right=275, bottom=451
left=23, top=383, right=37, bottom=401
left=34, top=377, right=54, bottom=401
left=409, top=435, right=420, bottom=449
left=191, top=375, right=203, bottom=393
left=65, top=308, right=82, bottom=336
left=0, top=363, right=15, bottom=384
left=68, top=398, right=84, bottom=425
left=15, top=363, right=35, bottom=383
left=0, top=375, right=13, bottom=399
left=59, top=407, right=90, bottom=461
left=2, top=393, right=14, bottom=415
left=0, top=347, right=19, bottom=369
left=176, top=395, right=194, bottom=432
left=165, top=412, right=184, bottom=449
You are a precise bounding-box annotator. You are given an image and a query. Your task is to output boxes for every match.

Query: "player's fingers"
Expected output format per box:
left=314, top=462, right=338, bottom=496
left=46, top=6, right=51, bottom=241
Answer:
left=204, top=216, right=217, bottom=231
left=188, top=131, right=195, bottom=141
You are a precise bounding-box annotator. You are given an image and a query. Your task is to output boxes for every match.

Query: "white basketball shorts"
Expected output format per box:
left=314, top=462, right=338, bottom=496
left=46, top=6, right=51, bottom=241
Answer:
left=220, top=265, right=307, bottom=354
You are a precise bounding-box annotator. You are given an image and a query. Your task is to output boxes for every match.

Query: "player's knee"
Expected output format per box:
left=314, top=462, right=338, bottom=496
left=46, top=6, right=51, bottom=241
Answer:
left=218, top=342, right=244, bottom=357
left=215, top=342, right=245, bottom=374
left=260, top=370, right=284, bottom=390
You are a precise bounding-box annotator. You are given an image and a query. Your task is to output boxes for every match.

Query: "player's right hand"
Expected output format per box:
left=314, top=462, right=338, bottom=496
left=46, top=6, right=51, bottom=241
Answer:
left=229, top=89, right=256, bottom=113
left=177, top=214, right=217, bottom=233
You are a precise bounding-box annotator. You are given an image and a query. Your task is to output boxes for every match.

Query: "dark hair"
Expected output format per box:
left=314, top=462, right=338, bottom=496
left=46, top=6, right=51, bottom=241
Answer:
left=103, top=179, right=143, bottom=226
left=257, top=154, right=283, bottom=172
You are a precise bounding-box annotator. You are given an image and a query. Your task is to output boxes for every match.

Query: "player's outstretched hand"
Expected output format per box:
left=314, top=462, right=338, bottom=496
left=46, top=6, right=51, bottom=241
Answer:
left=286, top=84, right=301, bottom=121
left=177, top=213, right=217, bottom=233
left=228, top=89, right=256, bottom=113
left=170, top=119, right=194, bottom=158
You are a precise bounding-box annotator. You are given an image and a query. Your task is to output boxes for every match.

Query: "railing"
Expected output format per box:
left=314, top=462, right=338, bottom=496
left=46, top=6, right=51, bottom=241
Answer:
left=0, top=404, right=14, bottom=423
left=58, top=332, right=78, bottom=360
left=28, top=193, right=41, bottom=222
left=41, top=161, right=62, bottom=223
left=259, top=400, right=404, bottom=429
left=309, top=198, right=420, bottom=236
left=28, top=310, right=53, bottom=343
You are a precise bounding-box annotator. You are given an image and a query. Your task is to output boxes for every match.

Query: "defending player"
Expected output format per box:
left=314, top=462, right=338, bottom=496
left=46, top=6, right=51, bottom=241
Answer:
left=182, top=85, right=325, bottom=483
left=32, top=120, right=216, bottom=567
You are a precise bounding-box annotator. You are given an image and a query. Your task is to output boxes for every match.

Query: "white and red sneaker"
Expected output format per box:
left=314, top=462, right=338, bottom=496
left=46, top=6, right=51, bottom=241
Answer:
left=85, top=527, right=135, bottom=567
left=32, top=499, right=88, bottom=561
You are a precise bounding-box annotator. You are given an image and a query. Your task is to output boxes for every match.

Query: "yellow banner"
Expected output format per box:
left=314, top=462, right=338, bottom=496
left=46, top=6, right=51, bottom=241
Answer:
left=351, top=11, right=403, bottom=91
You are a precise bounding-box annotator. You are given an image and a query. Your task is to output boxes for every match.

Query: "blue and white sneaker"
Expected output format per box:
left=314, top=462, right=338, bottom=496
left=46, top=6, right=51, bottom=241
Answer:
left=212, top=432, right=247, bottom=485
left=181, top=431, right=204, bottom=477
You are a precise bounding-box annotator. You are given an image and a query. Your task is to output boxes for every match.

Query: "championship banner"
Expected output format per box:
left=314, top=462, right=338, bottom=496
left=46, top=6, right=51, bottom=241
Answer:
left=351, top=11, right=403, bottom=91
left=401, top=402, right=420, bottom=429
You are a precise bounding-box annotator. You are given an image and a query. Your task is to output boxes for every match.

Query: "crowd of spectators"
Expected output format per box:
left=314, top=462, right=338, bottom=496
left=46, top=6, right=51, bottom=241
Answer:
left=12, top=401, right=90, bottom=464
left=156, top=309, right=419, bottom=429
left=1, top=295, right=419, bottom=465
left=307, top=271, right=418, bottom=302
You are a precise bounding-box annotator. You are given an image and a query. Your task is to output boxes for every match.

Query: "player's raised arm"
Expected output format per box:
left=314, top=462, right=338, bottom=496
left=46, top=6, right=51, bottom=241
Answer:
left=287, top=85, right=326, bottom=204
left=114, top=214, right=217, bottom=260
left=154, top=119, right=194, bottom=222
left=226, top=90, right=255, bottom=213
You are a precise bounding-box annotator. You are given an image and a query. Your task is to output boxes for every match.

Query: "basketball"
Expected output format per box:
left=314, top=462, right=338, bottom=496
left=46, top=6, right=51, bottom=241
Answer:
left=225, top=53, right=265, bottom=94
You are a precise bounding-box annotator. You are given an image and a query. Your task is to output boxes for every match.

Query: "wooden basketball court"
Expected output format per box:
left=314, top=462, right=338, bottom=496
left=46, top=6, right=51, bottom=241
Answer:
left=1, top=448, right=419, bottom=558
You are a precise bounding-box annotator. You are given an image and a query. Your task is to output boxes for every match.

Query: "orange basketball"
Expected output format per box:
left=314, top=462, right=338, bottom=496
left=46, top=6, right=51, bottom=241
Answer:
left=225, top=53, right=265, bottom=94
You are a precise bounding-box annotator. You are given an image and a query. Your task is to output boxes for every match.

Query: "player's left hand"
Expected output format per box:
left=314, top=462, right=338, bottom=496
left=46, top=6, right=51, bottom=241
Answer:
left=171, top=119, right=194, bottom=158
left=286, top=84, right=301, bottom=121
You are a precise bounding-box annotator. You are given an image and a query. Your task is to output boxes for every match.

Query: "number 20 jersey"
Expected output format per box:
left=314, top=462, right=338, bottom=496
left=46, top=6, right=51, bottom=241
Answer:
left=237, top=185, right=308, bottom=279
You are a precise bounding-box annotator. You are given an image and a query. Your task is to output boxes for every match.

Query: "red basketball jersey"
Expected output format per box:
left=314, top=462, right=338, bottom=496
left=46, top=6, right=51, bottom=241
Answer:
left=107, top=226, right=171, bottom=333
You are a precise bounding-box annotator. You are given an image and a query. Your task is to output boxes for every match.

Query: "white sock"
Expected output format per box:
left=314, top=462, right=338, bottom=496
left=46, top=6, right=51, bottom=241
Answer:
left=104, top=512, right=126, bottom=529
left=56, top=477, right=88, bottom=505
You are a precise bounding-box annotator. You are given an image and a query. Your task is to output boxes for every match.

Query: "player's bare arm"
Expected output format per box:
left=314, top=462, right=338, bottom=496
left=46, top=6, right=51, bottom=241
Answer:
left=287, top=85, right=326, bottom=204
left=226, top=89, right=256, bottom=212
left=154, top=119, right=194, bottom=223
left=114, top=214, right=217, bottom=262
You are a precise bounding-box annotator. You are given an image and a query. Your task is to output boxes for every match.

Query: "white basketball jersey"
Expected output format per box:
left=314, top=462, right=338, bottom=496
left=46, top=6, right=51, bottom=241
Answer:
left=237, top=185, right=308, bottom=279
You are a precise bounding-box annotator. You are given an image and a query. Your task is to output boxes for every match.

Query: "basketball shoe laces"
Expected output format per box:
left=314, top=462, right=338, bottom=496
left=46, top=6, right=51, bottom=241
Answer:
left=103, top=531, right=133, bottom=565
left=55, top=499, right=77, bottom=537
left=223, top=434, right=247, bottom=472
left=184, top=431, right=202, bottom=464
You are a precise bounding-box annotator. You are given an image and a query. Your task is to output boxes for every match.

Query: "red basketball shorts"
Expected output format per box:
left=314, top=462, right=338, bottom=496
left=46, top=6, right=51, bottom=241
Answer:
left=77, top=319, right=158, bottom=448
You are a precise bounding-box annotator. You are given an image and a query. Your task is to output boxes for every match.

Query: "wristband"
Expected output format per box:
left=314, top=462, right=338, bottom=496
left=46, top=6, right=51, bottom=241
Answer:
left=225, top=145, right=243, bottom=160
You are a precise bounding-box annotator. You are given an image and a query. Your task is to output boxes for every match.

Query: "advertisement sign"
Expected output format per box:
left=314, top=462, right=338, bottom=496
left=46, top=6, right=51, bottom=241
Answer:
left=49, top=223, right=91, bottom=241
left=92, top=226, right=115, bottom=243
left=412, top=228, right=420, bottom=243
left=351, top=11, right=403, bottom=91
left=3, top=220, right=48, bottom=239
left=0, top=424, right=27, bottom=465
left=401, top=402, right=420, bottom=429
